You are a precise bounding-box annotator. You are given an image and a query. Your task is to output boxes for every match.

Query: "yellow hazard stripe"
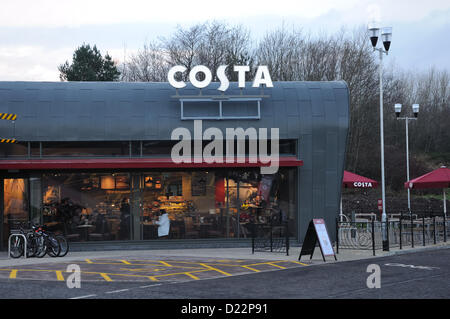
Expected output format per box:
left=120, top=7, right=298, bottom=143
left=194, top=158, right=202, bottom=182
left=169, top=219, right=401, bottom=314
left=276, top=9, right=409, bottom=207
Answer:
left=0, top=113, right=17, bottom=121
left=0, top=138, right=18, bottom=143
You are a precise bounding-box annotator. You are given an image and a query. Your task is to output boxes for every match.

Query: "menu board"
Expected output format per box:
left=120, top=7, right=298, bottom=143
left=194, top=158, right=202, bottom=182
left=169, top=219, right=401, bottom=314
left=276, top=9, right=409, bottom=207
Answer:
left=299, top=218, right=336, bottom=262
left=313, top=219, right=335, bottom=256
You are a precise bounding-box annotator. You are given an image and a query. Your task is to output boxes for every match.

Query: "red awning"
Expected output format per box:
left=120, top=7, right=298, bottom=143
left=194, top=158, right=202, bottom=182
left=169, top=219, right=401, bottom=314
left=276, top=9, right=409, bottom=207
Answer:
left=405, top=166, right=450, bottom=189
left=0, top=156, right=303, bottom=170
left=343, top=170, right=378, bottom=188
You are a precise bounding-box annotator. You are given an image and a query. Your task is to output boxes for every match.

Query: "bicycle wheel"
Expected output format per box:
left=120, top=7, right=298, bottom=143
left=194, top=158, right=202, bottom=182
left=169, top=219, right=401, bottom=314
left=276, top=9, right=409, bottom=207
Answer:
left=47, top=235, right=61, bottom=257
left=35, top=236, right=47, bottom=258
left=9, top=236, right=24, bottom=258
left=26, top=234, right=37, bottom=258
left=56, top=235, right=69, bottom=257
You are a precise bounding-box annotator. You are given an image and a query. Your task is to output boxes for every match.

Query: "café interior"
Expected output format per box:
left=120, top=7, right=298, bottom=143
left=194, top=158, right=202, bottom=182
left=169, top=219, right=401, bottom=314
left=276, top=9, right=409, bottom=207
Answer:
left=2, top=168, right=297, bottom=243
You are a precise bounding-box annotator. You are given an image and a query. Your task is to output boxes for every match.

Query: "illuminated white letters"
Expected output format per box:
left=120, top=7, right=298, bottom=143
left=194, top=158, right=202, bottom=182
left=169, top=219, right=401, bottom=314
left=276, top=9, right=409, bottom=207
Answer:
left=234, top=65, right=250, bottom=88
left=168, top=65, right=273, bottom=91
left=167, top=65, right=187, bottom=89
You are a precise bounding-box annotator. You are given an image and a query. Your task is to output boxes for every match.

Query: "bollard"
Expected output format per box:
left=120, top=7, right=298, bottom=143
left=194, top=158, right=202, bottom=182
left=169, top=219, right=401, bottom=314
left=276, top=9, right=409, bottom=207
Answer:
left=400, top=212, right=403, bottom=250
left=444, top=213, right=447, bottom=243
left=371, top=219, right=376, bottom=256
left=285, top=222, right=289, bottom=256
left=251, top=223, right=255, bottom=254
left=270, top=223, right=273, bottom=253
left=433, top=215, right=436, bottom=244
left=422, top=215, right=426, bottom=246
left=411, top=214, right=414, bottom=248
left=336, top=218, right=339, bottom=255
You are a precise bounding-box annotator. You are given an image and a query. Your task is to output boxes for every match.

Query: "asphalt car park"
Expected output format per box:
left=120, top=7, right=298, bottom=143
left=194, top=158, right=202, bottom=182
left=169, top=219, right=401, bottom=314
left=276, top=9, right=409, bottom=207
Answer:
left=0, top=256, right=308, bottom=283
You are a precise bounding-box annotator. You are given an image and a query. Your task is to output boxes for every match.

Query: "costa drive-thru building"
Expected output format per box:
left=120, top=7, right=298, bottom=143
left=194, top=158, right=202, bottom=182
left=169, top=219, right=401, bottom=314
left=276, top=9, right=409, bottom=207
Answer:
left=0, top=80, right=349, bottom=250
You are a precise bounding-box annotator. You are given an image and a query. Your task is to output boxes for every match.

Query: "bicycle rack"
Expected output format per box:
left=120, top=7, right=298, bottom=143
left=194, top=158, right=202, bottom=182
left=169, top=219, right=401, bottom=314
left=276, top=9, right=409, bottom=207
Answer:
left=8, top=233, right=28, bottom=259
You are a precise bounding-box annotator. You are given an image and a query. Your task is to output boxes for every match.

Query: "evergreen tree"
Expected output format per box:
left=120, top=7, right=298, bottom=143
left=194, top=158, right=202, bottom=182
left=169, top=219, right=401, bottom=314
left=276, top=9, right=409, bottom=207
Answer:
left=58, top=44, right=120, bottom=81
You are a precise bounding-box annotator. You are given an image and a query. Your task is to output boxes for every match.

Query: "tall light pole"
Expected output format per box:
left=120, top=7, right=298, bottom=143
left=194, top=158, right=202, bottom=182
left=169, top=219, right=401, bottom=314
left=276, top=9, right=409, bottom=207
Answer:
left=395, top=103, right=419, bottom=214
left=369, top=24, right=392, bottom=251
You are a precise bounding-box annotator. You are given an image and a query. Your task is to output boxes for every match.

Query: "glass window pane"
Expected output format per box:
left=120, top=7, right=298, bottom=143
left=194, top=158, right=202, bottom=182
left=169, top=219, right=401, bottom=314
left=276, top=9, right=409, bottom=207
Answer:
left=42, top=173, right=131, bottom=241
left=42, top=141, right=130, bottom=157
left=0, top=142, right=28, bottom=158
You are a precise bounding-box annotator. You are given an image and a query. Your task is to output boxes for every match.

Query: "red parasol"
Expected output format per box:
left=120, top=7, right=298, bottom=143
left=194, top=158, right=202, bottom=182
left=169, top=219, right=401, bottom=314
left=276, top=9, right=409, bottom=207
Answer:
left=405, top=166, right=450, bottom=217
left=405, top=166, right=450, bottom=189
left=343, top=170, right=379, bottom=188
left=340, top=171, right=378, bottom=221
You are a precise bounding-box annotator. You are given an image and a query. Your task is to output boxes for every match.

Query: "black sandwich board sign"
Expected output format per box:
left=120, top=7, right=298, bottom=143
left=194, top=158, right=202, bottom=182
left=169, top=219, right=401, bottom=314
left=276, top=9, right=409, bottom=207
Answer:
left=298, top=219, right=337, bottom=262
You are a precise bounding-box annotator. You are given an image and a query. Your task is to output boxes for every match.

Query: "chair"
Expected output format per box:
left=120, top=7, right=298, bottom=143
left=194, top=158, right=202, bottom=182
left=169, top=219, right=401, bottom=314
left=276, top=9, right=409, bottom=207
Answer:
left=64, top=221, right=81, bottom=242
left=183, top=217, right=199, bottom=238
left=89, top=215, right=110, bottom=241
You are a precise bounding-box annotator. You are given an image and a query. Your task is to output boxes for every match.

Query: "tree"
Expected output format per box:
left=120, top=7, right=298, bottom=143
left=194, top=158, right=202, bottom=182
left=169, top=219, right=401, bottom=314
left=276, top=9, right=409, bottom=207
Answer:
left=121, top=21, right=254, bottom=82
left=58, top=44, right=120, bottom=81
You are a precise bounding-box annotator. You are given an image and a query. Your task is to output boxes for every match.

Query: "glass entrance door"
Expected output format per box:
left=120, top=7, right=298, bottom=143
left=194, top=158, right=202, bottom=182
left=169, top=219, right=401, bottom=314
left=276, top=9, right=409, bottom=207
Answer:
left=2, top=178, right=29, bottom=248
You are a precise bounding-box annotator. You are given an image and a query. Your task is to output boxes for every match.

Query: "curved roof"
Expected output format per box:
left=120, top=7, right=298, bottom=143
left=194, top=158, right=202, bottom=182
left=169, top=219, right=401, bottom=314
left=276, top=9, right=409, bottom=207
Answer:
left=0, top=81, right=349, bottom=142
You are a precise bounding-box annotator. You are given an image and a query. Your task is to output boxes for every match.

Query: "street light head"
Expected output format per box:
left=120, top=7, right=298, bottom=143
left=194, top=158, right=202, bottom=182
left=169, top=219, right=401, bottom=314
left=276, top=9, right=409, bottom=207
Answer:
left=395, top=103, right=402, bottom=117
left=381, top=27, right=392, bottom=52
left=412, top=103, right=419, bottom=118
left=368, top=26, right=380, bottom=48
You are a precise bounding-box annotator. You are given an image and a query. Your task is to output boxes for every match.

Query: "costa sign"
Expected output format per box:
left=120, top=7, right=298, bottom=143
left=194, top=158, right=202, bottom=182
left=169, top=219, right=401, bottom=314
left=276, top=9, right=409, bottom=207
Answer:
left=353, top=182, right=373, bottom=188
left=168, top=65, right=273, bottom=91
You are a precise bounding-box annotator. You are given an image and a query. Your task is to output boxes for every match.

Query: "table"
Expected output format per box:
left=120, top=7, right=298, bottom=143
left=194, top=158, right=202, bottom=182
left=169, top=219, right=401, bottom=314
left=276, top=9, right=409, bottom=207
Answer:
left=76, top=224, right=94, bottom=241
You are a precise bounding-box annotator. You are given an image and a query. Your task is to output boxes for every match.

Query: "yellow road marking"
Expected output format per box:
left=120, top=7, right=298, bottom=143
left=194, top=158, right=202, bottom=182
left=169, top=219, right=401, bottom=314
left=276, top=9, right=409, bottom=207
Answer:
left=56, top=271, right=64, bottom=281
left=120, top=260, right=131, bottom=265
left=9, top=270, right=17, bottom=279
left=184, top=273, right=200, bottom=280
left=100, top=273, right=113, bottom=282
left=159, top=261, right=172, bottom=267
left=151, top=269, right=210, bottom=279
left=242, top=266, right=260, bottom=272
left=85, top=259, right=93, bottom=264
left=267, top=263, right=286, bottom=269
left=120, top=268, right=164, bottom=272
left=148, top=276, right=158, bottom=281
left=198, top=263, right=232, bottom=276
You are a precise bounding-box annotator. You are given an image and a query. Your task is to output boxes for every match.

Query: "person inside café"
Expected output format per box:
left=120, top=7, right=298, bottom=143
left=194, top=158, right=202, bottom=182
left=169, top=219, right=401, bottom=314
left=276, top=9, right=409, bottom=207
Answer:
left=119, top=197, right=131, bottom=240
left=154, top=209, right=170, bottom=239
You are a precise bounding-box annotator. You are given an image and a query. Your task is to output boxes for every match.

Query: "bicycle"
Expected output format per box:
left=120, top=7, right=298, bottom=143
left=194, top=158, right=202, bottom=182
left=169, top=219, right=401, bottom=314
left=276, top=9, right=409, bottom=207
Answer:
left=9, top=223, right=69, bottom=258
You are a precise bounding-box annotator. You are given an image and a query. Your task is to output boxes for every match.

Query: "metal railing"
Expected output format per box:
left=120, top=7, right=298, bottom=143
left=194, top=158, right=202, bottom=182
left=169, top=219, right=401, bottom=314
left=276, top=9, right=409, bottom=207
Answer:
left=251, top=221, right=290, bottom=256
left=336, top=212, right=448, bottom=256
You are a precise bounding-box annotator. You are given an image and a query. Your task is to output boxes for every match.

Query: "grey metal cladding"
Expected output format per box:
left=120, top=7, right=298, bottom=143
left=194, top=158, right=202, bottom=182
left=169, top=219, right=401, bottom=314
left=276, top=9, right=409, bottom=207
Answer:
left=0, top=80, right=350, bottom=242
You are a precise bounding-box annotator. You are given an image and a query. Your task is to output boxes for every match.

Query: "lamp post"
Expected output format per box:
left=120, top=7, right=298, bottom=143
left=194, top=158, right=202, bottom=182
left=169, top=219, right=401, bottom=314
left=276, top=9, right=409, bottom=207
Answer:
left=369, top=24, right=392, bottom=251
left=395, top=103, right=419, bottom=215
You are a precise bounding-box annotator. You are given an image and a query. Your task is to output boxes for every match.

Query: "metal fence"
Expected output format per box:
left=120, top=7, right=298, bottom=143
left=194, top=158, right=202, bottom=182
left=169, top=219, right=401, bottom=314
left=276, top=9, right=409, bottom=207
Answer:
left=336, top=212, right=449, bottom=255
left=251, top=222, right=290, bottom=256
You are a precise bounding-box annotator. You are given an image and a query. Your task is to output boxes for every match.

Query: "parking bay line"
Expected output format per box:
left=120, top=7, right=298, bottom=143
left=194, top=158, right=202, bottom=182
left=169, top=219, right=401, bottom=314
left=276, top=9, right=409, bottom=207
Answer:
left=9, top=270, right=17, bottom=279
left=105, top=289, right=130, bottom=294
left=69, top=294, right=97, bottom=299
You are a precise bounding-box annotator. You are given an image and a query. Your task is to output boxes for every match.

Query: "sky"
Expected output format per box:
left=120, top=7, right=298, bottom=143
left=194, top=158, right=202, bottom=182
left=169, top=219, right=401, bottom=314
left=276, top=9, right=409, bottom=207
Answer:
left=0, top=0, right=449, bottom=81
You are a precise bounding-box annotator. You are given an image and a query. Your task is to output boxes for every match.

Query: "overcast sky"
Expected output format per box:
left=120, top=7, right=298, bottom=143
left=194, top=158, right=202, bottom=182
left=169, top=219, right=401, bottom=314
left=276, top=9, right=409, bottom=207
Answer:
left=0, top=0, right=449, bottom=81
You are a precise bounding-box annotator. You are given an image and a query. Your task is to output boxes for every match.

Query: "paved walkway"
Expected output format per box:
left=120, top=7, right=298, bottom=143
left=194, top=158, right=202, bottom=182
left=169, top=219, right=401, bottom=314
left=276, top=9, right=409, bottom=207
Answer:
left=1, top=241, right=449, bottom=268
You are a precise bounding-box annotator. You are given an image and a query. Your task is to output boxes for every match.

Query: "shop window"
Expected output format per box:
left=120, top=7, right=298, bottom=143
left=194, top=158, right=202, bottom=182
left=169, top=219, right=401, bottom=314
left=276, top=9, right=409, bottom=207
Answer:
left=2, top=179, right=29, bottom=246
left=142, top=141, right=178, bottom=156
left=180, top=98, right=261, bottom=120
left=0, top=142, right=28, bottom=157
left=140, top=168, right=297, bottom=240
left=42, top=173, right=131, bottom=242
left=41, top=141, right=130, bottom=157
